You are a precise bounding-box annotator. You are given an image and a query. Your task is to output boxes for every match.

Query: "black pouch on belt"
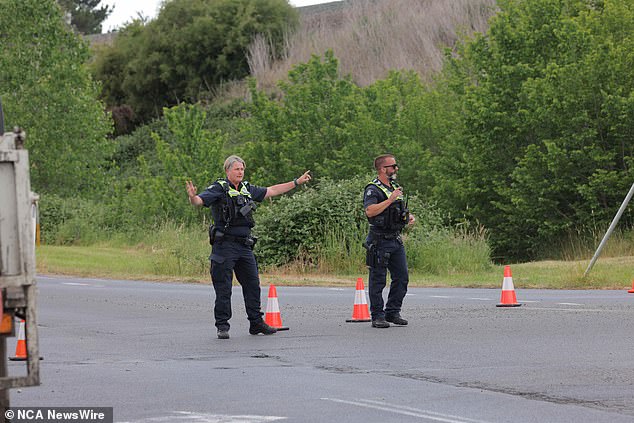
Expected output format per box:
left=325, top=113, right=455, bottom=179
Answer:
left=208, top=225, right=217, bottom=245
left=362, top=240, right=377, bottom=267
left=244, top=235, right=258, bottom=250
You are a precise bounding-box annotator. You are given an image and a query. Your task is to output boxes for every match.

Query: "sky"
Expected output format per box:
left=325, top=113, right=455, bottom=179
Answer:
left=101, top=0, right=333, bottom=33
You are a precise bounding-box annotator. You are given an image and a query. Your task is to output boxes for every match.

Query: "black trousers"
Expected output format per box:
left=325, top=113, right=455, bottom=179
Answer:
left=366, top=235, right=409, bottom=319
left=209, top=240, right=264, bottom=331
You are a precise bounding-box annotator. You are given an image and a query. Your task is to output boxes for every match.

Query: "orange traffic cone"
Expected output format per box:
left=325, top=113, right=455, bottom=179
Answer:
left=346, top=278, right=372, bottom=322
left=9, top=319, right=27, bottom=361
left=496, top=265, right=522, bottom=307
left=264, top=285, right=289, bottom=331
left=628, top=279, right=634, bottom=293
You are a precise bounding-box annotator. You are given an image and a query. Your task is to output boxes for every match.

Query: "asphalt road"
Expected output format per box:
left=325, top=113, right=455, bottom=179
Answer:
left=9, top=276, right=634, bottom=422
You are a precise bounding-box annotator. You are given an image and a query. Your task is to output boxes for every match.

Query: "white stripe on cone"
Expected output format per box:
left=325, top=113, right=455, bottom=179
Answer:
left=266, top=297, right=280, bottom=313
left=502, top=276, right=515, bottom=291
left=355, top=288, right=368, bottom=305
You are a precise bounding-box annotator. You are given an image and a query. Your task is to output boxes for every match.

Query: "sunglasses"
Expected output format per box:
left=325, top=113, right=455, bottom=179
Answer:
left=383, top=163, right=399, bottom=169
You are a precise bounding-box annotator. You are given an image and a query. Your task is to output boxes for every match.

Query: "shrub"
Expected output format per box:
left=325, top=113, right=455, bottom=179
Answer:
left=406, top=222, right=492, bottom=275
left=253, top=175, right=368, bottom=267
left=38, top=194, right=114, bottom=245
left=253, top=174, right=454, bottom=271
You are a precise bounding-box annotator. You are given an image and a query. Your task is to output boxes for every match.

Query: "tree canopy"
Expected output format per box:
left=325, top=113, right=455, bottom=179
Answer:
left=18, top=0, right=634, bottom=264
left=236, top=0, right=634, bottom=261
left=432, top=0, right=634, bottom=259
left=58, top=0, right=113, bottom=34
left=0, top=0, right=113, bottom=196
left=91, top=0, right=299, bottom=126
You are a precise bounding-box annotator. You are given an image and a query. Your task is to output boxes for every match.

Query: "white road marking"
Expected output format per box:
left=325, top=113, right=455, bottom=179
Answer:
left=469, top=297, right=493, bottom=301
left=321, top=398, right=492, bottom=423
left=40, top=275, right=109, bottom=284
left=528, top=307, right=607, bottom=312
left=430, top=295, right=452, bottom=298
left=557, top=302, right=583, bottom=306
left=119, top=412, right=286, bottom=423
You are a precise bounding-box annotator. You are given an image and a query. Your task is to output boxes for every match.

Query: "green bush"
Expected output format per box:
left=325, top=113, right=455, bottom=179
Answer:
left=109, top=103, right=225, bottom=228
left=253, top=175, right=368, bottom=267
left=38, top=194, right=71, bottom=243
left=141, top=221, right=210, bottom=277
left=91, top=0, right=298, bottom=124
left=38, top=179, right=492, bottom=276
left=253, top=175, right=459, bottom=271
left=38, top=194, right=115, bottom=245
left=1, top=0, right=113, bottom=197
left=315, top=226, right=367, bottom=275
left=406, top=223, right=492, bottom=275
left=432, top=0, right=634, bottom=261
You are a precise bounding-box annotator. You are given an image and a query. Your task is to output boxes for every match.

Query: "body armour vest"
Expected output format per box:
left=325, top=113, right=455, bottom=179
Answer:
left=211, top=179, right=257, bottom=229
left=366, top=178, right=408, bottom=232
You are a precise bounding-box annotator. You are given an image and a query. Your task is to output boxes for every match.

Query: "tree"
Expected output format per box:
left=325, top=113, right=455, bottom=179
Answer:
left=115, top=103, right=226, bottom=226
left=507, top=0, right=634, bottom=256
left=434, top=0, right=634, bottom=260
left=240, top=51, right=448, bottom=191
left=241, top=51, right=369, bottom=186
left=91, top=0, right=299, bottom=124
left=58, top=0, right=113, bottom=34
left=0, top=0, right=113, bottom=196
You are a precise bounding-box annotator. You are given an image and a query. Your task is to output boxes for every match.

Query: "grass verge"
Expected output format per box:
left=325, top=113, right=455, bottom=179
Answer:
left=36, top=245, right=634, bottom=289
left=36, top=245, right=205, bottom=283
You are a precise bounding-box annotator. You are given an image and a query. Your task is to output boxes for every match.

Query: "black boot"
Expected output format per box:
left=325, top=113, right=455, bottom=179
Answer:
left=217, top=329, right=230, bottom=339
left=371, top=317, right=390, bottom=328
left=249, top=321, right=277, bottom=335
left=386, top=314, right=408, bottom=325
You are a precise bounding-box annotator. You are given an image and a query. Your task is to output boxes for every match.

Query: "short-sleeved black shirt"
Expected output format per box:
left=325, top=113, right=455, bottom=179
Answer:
left=363, top=180, right=392, bottom=209
left=198, top=179, right=267, bottom=236
left=364, top=179, right=406, bottom=233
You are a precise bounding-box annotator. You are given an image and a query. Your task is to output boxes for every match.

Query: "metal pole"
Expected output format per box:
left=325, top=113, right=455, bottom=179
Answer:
left=0, top=337, right=9, bottom=422
left=0, top=97, right=4, bottom=135
left=584, top=181, right=634, bottom=276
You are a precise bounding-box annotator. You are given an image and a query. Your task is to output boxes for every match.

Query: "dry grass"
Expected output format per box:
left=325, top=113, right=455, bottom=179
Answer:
left=249, top=0, right=498, bottom=90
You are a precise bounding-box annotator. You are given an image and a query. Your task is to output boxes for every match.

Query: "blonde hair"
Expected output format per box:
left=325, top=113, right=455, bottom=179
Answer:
left=224, top=155, right=245, bottom=171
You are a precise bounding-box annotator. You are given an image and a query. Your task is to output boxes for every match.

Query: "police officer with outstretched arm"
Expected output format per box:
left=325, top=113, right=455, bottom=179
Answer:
left=363, top=154, right=415, bottom=328
left=187, top=155, right=311, bottom=339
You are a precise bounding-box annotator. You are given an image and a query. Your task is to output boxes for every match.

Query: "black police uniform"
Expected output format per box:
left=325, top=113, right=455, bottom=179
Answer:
left=198, top=178, right=268, bottom=332
left=363, top=178, right=409, bottom=321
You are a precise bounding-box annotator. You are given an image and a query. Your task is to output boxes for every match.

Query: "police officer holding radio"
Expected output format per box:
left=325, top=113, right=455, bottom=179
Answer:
left=363, top=154, right=415, bottom=328
left=187, top=155, right=311, bottom=339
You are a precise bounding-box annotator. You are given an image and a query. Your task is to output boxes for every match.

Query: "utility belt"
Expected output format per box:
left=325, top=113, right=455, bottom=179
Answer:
left=362, top=231, right=401, bottom=268
left=209, top=226, right=257, bottom=248
left=368, top=230, right=401, bottom=241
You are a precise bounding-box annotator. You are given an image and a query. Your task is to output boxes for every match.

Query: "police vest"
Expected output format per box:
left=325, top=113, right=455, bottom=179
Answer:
left=365, top=178, right=407, bottom=232
left=211, top=179, right=257, bottom=229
